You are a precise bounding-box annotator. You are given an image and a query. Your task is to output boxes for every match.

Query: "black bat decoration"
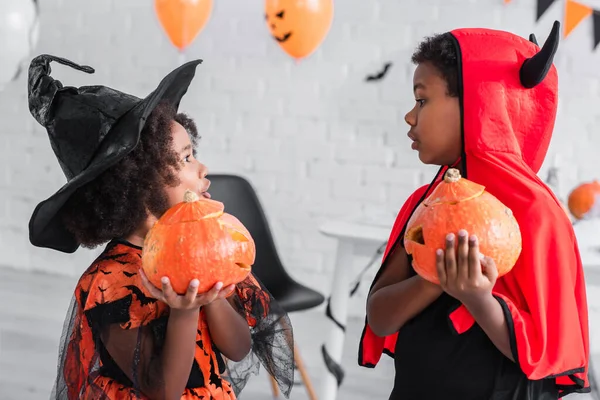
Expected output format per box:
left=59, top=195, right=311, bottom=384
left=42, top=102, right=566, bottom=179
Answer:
left=365, top=62, right=393, bottom=82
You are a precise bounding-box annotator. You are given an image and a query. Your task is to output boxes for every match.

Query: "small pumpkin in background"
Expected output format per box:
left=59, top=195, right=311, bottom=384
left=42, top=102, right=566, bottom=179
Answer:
left=142, top=190, right=255, bottom=294
left=567, top=181, right=600, bottom=220
left=404, top=168, right=522, bottom=285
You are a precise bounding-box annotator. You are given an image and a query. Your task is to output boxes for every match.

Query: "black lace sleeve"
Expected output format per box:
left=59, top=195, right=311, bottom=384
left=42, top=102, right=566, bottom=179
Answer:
left=225, top=273, right=295, bottom=398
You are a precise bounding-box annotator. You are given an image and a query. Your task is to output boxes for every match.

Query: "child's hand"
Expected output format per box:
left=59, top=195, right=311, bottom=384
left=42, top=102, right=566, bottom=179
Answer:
left=140, top=269, right=236, bottom=310
left=435, top=230, right=498, bottom=307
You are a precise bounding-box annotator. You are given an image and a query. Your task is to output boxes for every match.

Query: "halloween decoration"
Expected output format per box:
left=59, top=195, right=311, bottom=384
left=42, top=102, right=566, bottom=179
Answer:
left=536, top=0, right=556, bottom=21
left=0, top=0, right=39, bottom=91
left=564, top=0, right=592, bottom=39
left=155, top=0, right=213, bottom=52
left=265, top=0, right=333, bottom=60
left=594, top=10, right=600, bottom=49
left=142, top=190, right=255, bottom=294
left=365, top=62, right=393, bottom=82
left=403, top=169, right=522, bottom=284
left=567, top=180, right=600, bottom=220
left=508, top=0, right=600, bottom=50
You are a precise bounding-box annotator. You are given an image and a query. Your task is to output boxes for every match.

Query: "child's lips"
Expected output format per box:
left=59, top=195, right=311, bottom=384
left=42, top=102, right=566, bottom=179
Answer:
left=201, top=191, right=211, bottom=199
left=411, top=141, right=419, bottom=150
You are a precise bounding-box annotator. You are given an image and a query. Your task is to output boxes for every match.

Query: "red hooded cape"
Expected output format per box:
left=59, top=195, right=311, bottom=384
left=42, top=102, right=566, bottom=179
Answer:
left=358, top=22, right=590, bottom=397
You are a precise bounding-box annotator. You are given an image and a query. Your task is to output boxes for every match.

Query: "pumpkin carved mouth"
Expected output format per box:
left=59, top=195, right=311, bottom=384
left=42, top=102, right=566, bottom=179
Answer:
left=236, top=263, right=251, bottom=270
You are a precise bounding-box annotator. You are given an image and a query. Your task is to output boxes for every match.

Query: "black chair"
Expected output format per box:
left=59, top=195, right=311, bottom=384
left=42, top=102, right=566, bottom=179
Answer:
left=208, top=174, right=324, bottom=399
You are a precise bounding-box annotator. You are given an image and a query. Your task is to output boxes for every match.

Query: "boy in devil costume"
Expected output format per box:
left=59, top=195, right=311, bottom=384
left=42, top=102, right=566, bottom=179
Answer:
left=360, top=21, right=590, bottom=399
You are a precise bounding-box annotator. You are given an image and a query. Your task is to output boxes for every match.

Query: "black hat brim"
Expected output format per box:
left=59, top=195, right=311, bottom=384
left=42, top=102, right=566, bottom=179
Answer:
left=29, top=59, right=203, bottom=253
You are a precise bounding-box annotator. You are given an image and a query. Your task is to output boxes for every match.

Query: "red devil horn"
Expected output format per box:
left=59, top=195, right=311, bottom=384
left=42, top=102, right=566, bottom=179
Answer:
left=519, top=21, right=560, bottom=88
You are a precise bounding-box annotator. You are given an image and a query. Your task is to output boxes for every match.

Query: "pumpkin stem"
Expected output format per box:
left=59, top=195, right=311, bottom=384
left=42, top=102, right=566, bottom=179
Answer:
left=184, top=189, right=200, bottom=203
left=444, top=168, right=462, bottom=183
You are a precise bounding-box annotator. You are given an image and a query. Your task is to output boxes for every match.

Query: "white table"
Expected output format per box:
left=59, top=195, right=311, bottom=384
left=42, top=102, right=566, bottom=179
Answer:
left=318, top=217, right=600, bottom=400
left=318, top=217, right=392, bottom=400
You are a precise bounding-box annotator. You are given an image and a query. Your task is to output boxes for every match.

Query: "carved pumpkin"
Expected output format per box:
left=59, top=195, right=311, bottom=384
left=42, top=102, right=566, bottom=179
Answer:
left=567, top=181, right=600, bottom=220
left=142, top=190, right=255, bottom=294
left=404, top=169, right=522, bottom=284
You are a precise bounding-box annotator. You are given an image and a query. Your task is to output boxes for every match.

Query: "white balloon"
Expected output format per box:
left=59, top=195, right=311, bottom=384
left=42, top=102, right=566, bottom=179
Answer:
left=0, top=0, right=39, bottom=91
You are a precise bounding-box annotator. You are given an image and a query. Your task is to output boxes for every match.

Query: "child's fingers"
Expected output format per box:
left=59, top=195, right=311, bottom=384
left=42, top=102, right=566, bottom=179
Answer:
left=444, top=234, right=457, bottom=282
left=140, top=273, right=163, bottom=300
left=183, top=279, right=200, bottom=304
left=481, top=256, right=499, bottom=282
left=161, top=277, right=177, bottom=304
left=197, top=282, right=223, bottom=305
left=219, top=284, right=236, bottom=299
left=467, top=235, right=482, bottom=279
left=435, top=249, right=447, bottom=286
left=457, top=230, right=470, bottom=282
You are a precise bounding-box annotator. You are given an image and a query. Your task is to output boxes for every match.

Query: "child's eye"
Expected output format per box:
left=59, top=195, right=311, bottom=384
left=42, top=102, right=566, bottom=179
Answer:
left=416, top=99, right=425, bottom=107
left=184, top=154, right=192, bottom=163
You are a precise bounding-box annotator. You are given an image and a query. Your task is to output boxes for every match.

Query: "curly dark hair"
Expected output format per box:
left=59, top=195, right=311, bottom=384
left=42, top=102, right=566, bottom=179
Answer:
left=60, top=101, right=201, bottom=249
left=411, top=33, right=459, bottom=97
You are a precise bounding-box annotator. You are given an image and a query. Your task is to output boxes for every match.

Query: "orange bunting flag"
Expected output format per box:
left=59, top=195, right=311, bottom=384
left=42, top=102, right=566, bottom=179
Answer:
left=564, top=0, right=592, bottom=38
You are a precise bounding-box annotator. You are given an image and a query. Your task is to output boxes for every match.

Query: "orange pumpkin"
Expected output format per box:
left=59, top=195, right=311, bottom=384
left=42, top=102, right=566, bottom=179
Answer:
left=567, top=181, right=600, bottom=220
left=142, top=190, right=255, bottom=294
left=404, top=168, right=522, bottom=284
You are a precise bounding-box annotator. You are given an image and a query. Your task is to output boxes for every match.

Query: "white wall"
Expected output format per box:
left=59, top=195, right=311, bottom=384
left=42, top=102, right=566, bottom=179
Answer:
left=1, top=0, right=599, bottom=317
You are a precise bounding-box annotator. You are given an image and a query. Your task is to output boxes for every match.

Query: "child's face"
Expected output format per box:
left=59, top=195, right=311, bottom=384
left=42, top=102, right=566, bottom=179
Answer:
left=164, top=121, right=211, bottom=207
left=404, top=62, right=462, bottom=166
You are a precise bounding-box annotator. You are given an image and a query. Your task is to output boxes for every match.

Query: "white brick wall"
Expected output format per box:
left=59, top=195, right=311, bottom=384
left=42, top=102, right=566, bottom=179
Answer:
left=1, top=0, right=599, bottom=317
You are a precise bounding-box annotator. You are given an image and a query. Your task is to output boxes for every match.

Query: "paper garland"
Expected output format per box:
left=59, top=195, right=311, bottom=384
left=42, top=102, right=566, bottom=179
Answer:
left=505, top=0, right=600, bottom=49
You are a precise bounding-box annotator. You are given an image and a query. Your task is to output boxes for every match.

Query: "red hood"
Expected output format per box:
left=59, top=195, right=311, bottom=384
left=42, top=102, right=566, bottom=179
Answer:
left=451, top=26, right=558, bottom=174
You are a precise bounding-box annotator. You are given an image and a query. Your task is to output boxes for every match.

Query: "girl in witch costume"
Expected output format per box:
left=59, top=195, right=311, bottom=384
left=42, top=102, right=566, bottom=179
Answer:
left=27, top=55, right=294, bottom=400
left=360, top=21, right=590, bottom=399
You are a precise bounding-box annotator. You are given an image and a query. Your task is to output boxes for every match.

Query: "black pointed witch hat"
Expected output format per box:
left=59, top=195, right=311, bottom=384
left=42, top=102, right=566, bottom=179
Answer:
left=27, top=54, right=203, bottom=253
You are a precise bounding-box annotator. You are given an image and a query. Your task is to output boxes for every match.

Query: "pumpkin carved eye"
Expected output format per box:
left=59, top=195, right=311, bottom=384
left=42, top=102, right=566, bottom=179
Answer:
left=405, top=226, right=425, bottom=245
left=219, top=221, right=250, bottom=243
left=276, top=10, right=285, bottom=18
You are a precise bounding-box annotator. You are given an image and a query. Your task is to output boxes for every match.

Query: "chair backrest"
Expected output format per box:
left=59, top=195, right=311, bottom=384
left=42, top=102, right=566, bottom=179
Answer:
left=206, top=174, right=291, bottom=290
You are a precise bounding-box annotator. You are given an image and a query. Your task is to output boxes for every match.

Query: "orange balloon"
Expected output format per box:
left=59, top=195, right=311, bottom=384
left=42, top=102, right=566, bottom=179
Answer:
left=155, top=0, right=213, bottom=51
left=265, top=0, right=334, bottom=60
